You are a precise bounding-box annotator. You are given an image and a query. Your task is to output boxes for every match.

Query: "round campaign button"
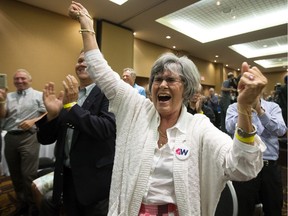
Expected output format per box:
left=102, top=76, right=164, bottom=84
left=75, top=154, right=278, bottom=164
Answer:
left=175, top=144, right=190, bottom=160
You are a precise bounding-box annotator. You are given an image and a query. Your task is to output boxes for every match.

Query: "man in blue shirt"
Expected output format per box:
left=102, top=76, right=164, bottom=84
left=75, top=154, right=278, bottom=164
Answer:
left=122, top=68, right=146, bottom=97
left=226, top=93, right=286, bottom=216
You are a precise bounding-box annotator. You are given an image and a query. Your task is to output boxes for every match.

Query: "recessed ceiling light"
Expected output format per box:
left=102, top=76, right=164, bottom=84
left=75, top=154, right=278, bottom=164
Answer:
left=166, top=36, right=171, bottom=39
left=173, top=46, right=176, bottom=49
left=229, top=35, right=287, bottom=58
left=254, top=56, right=288, bottom=68
left=109, top=0, right=128, bottom=6
left=215, top=55, right=219, bottom=58
left=133, top=32, right=136, bottom=36
left=222, top=6, right=232, bottom=14
left=156, top=0, right=287, bottom=43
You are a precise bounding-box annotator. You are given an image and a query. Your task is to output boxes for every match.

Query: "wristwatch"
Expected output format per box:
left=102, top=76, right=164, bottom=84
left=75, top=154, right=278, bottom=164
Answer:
left=236, top=126, right=257, bottom=138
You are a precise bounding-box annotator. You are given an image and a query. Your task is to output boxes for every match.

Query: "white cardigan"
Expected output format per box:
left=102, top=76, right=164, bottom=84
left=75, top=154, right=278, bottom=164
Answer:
left=85, top=49, right=266, bottom=216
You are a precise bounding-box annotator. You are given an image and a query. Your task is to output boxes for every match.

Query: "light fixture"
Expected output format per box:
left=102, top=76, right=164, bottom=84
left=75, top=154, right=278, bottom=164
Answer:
left=109, top=0, right=128, bottom=6
left=229, top=35, right=287, bottom=58
left=254, top=57, right=288, bottom=69
left=156, top=0, right=287, bottom=43
left=166, top=36, right=171, bottom=39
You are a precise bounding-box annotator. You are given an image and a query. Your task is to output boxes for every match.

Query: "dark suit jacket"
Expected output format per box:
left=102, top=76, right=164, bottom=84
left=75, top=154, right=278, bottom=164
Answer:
left=36, top=85, right=116, bottom=206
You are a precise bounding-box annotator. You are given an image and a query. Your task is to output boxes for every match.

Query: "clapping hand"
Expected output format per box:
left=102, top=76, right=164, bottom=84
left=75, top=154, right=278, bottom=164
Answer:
left=43, top=82, right=64, bottom=121
left=62, top=74, right=79, bottom=106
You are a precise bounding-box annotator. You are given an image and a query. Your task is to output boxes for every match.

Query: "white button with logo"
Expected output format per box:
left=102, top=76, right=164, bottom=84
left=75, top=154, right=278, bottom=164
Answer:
left=175, top=144, right=190, bottom=160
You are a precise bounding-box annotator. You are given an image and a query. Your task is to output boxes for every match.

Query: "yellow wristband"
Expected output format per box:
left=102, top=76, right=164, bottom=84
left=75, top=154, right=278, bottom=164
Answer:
left=235, top=131, right=255, bottom=144
left=63, top=102, right=77, bottom=109
left=199, top=111, right=204, bottom=114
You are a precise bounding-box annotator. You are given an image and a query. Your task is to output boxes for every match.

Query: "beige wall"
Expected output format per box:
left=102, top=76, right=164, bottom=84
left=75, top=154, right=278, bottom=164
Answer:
left=0, top=0, right=286, bottom=96
left=134, top=38, right=172, bottom=78
left=0, top=0, right=84, bottom=93
left=100, top=21, right=134, bottom=75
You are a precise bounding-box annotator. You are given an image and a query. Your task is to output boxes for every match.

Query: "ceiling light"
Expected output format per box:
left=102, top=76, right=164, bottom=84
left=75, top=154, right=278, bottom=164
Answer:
left=156, top=0, right=287, bottom=43
left=229, top=35, right=287, bottom=58
left=173, top=46, right=176, bottom=49
left=254, top=57, right=288, bottom=68
left=166, top=36, right=171, bottom=39
left=109, top=0, right=128, bottom=5
left=222, top=6, right=232, bottom=14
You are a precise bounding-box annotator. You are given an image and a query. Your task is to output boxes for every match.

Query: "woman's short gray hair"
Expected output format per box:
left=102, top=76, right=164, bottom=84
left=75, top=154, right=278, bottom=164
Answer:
left=148, top=52, right=200, bottom=105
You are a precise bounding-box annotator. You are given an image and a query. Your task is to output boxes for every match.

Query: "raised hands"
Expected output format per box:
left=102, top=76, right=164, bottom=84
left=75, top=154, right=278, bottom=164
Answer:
left=62, top=74, right=79, bottom=105
left=68, top=1, right=91, bottom=20
left=237, top=62, right=267, bottom=107
left=43, top=82, right=64, bottom=121
left=68, top=1, right=97, bottom=51
left=43, top=75, right=79, bottom=121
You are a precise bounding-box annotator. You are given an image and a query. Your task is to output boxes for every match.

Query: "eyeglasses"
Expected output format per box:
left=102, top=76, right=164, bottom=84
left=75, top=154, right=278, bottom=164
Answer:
left=153, top=76, right=182, bottom=85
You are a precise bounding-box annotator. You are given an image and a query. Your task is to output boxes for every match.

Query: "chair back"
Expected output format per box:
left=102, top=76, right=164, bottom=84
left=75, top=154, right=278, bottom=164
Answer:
left=215, top=180, right=238, bottom=216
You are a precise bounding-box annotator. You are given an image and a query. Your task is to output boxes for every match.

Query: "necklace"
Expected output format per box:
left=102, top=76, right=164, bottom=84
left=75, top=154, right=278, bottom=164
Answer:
left=158, top=127, right=167, bottom=148
left=158, top=128, right=167, bottom=138
left=158, top=142, right=166, bottom=148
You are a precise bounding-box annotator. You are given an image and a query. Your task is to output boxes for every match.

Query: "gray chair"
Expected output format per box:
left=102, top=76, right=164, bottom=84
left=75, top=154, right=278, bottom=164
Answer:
left=215, top=180, right=238, bottom=216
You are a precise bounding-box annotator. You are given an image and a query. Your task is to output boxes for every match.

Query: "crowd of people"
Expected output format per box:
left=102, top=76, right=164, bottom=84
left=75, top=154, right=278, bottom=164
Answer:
left=0, top=1, right=286, bottom=216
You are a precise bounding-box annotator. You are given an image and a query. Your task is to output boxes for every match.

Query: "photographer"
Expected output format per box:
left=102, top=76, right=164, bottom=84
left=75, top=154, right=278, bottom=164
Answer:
left=220, top=72, right=237, bottom=133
